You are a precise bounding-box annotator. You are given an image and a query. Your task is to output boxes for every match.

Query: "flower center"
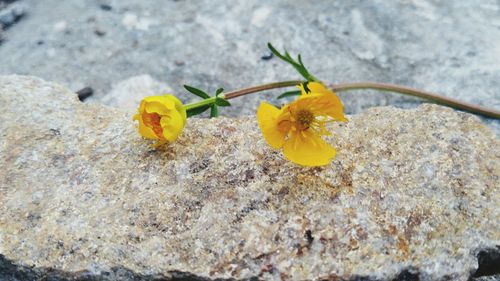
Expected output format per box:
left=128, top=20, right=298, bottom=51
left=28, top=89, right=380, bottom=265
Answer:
left=296, top=109, right=314, bottom=129
left=143, top=112, right=164, bottom=138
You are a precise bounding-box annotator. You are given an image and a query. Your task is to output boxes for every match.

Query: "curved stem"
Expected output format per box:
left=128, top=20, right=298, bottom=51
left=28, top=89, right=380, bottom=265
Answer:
left=329, top=82, right=500, bottom=119
left=222, top=80, right=500, bottom=119
left=224, top=80, right=303, bottom=100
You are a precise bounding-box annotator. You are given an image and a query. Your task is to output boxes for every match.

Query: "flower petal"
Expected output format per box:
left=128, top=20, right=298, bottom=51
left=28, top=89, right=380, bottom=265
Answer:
left=134, top=94, right=187, bottom=145
left=299, top=82, right=331, bottom=95
left=307, top=82, right=333, bottom=95
left=297, top=93, right=346, bottom=121
left=283, top=130, right=336, bottom=166
left=164, top=94, right=187, bottom=126
left=143, top=95, right=177, bottom=115
left=257, top=102, right=287, bottom=149
left=160, top=109, right=184, bottom=141
left=135, top=114, right=159, bottom=139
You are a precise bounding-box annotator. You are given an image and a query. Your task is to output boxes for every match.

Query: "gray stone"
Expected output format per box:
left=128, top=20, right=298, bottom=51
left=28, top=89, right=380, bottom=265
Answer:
left=474, top=276, right=500, bottom=281
left=99, top=74, right=173, bottom=112
left=0, top=75, right=499, bottom=281
left=0, top=0, right=498, bottom=134
left=0, top=1, right=25, bottom=29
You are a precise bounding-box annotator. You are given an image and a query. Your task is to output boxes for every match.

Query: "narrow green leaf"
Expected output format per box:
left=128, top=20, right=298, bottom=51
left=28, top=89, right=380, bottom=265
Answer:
left=297, top=55, right=311, bottom=76
left=186, top=105, right=210, bottom=117
left=268, top=43, right=294, bottom=65
left=297, top=54, right=303, bottom=65
left=267, top=43, right=281, bottom=57
left=215, top=97, right=231, bottom=107
left=216, top=88, right=224, bottom=96
left=210, top=105, right=219, bottom=117
left=184, top=85, right=210, bottom=99
left=283, top=49, right=303, bottom=68
left=277, top=90, right=301, bottom=99
left=267, top=42, right=318, bottom=82
left=294, top=67, right=309, bottom=81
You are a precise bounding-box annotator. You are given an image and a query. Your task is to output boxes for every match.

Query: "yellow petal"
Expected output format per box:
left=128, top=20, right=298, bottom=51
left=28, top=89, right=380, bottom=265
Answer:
left=143, top=95, right=180, bottom=115
left=298, top=82, right=310, bottom=95
left=136, top=114, right=158, bottom=139
left=137, top=100, right=147, bottom=114
left=163, top=94, right=187, bottom=126
left=133, top=94, right=187, bottom=144
left=257, top=102, right=287, bottom=149
left=282, top=130, right=336, bottom=166
left=297, top=93, right=346, bottom=121
left=308, top=82, right=333, bottom=95
left=144, top=101, right=172, bottom=115
left=160, top=109, right=185, bottom=141
left=299, top=82, right=331, bottom=95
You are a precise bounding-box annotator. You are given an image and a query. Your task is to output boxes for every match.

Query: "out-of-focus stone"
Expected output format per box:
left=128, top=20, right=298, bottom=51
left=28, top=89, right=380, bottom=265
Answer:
left=0, top=76, right=499, bottom=281
left=100, top=74, right=173, bottom=112
left=0, top=1, right=499, bottom=135
left=0, top=2, right=25, bottom=30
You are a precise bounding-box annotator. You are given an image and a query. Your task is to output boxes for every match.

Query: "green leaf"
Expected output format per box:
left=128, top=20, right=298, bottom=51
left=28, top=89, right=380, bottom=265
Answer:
left=267, top=43, right=316, bottom=82
left=210, top=105, right=219, bottom=117
left=267, top=42, right=280, bottom=57
left=186, top=105, right=210, bottom=117
left=297, top=54, right=305, bottom=67
left=284, top=50, right=294, bottom=61
left=268, top=43, right=294, bottom=65
left=184, top=85, right=210, bottom=99
left=216, top=88, right=224, bottom=96
left=296, top=55, right=316, bottom=81
left=277, top=90, right=301, bottom=99
left=215, top=97, right=231, bottom=107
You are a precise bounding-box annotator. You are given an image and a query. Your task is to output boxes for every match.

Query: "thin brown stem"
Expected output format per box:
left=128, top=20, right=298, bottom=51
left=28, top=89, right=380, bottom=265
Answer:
left=329, top=82, right=500, bottom=119
left=224, top=80, right=302, bottom=100
left=223, top=80, right=500, bottom=119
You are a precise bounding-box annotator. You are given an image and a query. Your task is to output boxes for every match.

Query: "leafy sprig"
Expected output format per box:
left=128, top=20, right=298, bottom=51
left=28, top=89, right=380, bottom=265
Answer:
left=267, top=43, right=318, bottom=83
left=184, top=85, right=210, bottom=99
left=184, top=85, right=231, bottom=117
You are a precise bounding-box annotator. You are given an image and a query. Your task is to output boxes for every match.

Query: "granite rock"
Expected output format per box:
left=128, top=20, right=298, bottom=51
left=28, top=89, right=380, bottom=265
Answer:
left=0, top=0, right=499, bottom=134
left=0, top=75, right=499, bottom=281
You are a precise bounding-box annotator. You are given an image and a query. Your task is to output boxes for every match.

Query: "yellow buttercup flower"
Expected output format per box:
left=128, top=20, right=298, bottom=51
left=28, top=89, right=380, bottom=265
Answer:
left=133, top=94, right=187, bottom=146
left=257, top=82, right=346, bottom=166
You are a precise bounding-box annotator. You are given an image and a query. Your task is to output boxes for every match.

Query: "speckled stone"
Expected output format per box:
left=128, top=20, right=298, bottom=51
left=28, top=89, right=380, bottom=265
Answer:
left=0, top=75, right=499, bottom=281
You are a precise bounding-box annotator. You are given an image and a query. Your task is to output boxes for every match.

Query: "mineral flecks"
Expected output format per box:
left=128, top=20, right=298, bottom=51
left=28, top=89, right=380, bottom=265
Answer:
left=0, top=76, right=499, bottom=280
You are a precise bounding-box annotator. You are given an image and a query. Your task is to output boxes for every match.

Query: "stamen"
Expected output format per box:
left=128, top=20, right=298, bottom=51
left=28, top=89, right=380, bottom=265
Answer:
left=296, top=109, right=314, bottom=129
left=143, top=112, right=164, bottom=138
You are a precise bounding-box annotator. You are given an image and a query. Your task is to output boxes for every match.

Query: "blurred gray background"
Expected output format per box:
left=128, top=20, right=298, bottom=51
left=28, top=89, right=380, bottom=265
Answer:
left=1, top=0, right=499, bottom=132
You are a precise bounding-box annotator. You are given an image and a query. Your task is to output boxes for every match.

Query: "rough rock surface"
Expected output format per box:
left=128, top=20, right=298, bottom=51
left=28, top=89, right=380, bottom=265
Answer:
left=0, top=0, right=499, bottom=134
left=0, top=75, right=499, bottom=281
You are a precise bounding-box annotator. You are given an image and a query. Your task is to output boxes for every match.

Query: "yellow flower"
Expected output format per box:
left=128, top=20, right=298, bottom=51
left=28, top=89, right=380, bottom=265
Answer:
left=133, top=94, right=187, bottom=146
left=257, top=82, right=346, bottom=166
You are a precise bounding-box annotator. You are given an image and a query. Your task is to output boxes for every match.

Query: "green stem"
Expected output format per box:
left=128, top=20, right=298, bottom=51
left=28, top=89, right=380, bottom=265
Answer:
left=184, top=96, right=217, bottom=111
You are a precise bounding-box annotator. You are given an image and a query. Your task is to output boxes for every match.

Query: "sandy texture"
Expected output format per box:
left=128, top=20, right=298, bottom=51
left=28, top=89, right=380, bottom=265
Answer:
left=0, top=75, right=499, bottom=280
